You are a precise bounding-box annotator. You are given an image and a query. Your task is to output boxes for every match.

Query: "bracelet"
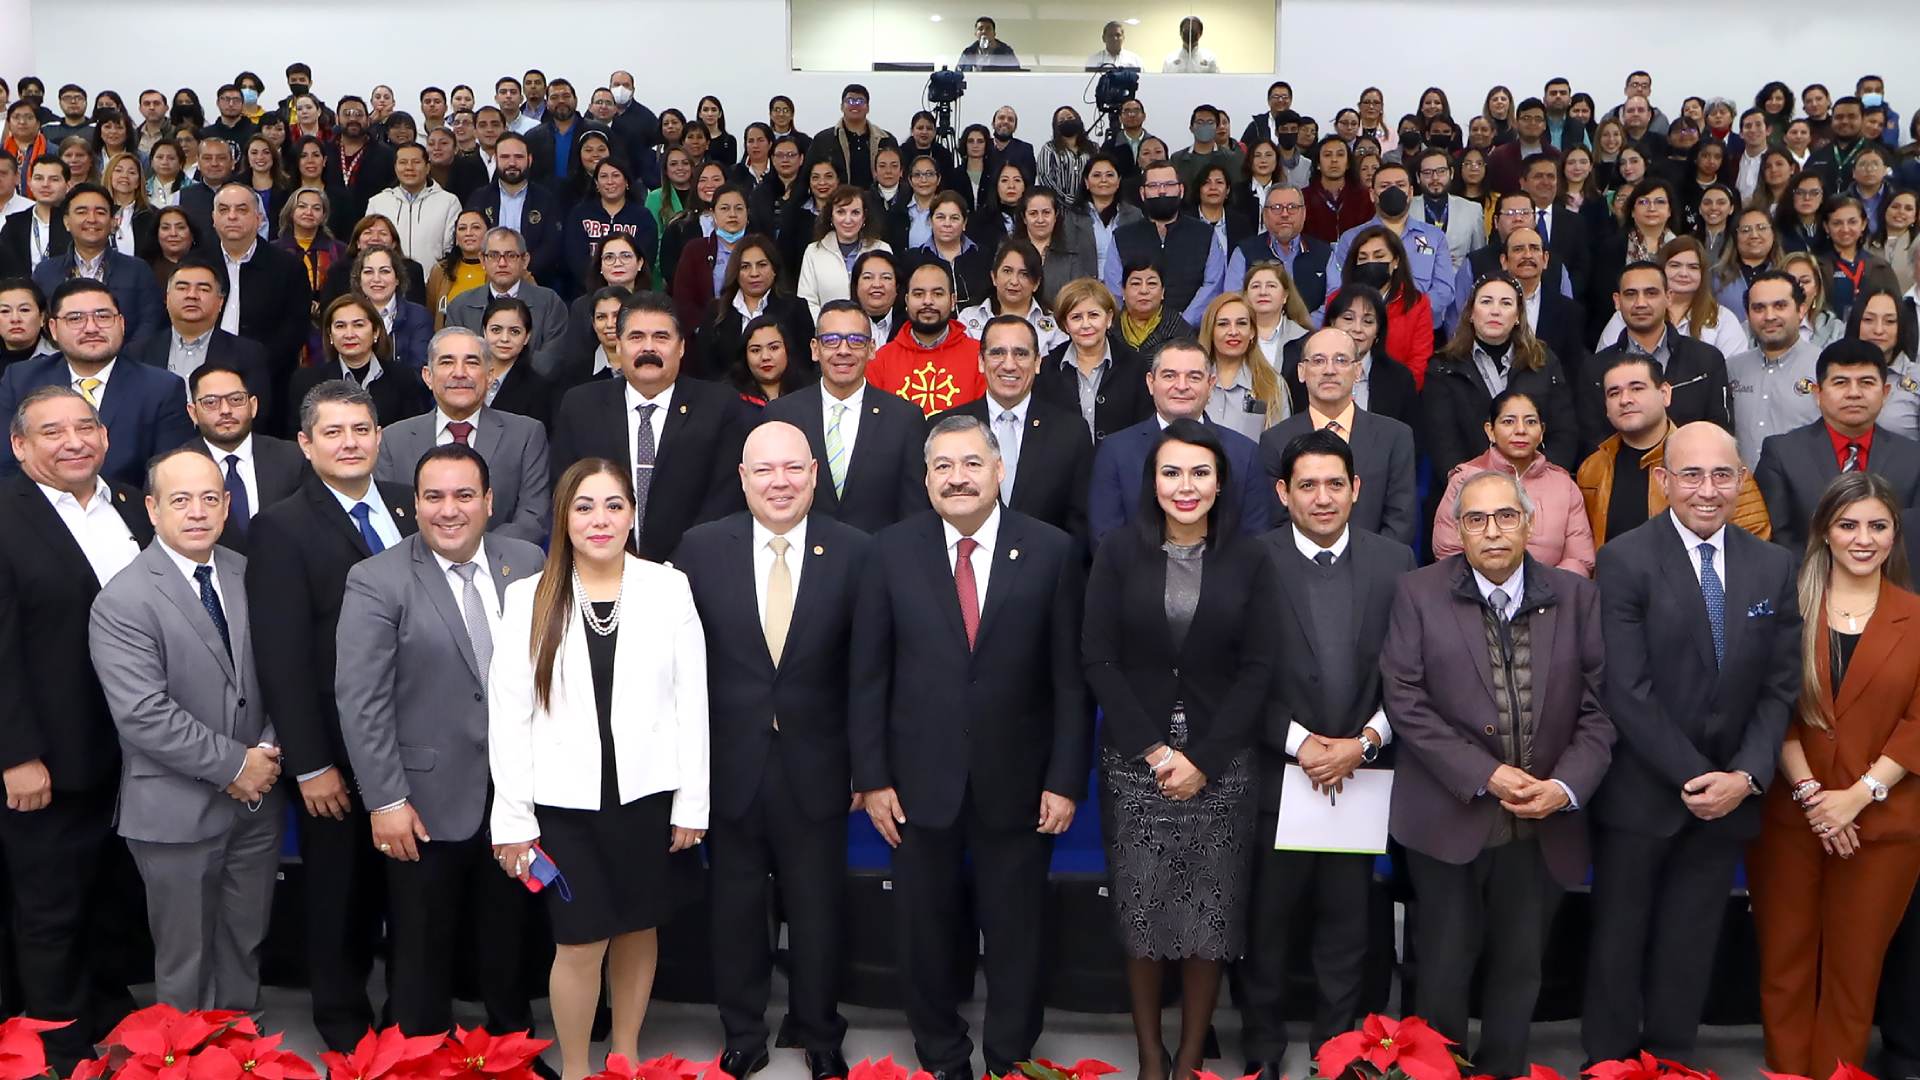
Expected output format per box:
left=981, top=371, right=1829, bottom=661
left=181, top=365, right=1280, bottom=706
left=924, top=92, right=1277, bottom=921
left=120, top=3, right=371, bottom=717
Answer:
left=1791, top=779, right=1822, bottom=805
left=1149, top=748, right=1175, bottom=771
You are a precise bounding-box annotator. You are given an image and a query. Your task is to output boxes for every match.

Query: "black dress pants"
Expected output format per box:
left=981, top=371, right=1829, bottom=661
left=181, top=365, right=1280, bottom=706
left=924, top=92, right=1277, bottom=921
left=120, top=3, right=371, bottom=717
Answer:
left=295, top=803, right=388, bottom=1051
left=385, top=833, right=535, bottom=1037
left=1239, top=820, right=1375, bottom=1061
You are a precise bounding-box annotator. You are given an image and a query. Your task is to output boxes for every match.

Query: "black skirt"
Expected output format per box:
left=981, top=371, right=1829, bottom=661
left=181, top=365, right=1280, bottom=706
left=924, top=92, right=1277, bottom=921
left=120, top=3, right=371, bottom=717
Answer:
left=534, top=791, right=674, bottom=945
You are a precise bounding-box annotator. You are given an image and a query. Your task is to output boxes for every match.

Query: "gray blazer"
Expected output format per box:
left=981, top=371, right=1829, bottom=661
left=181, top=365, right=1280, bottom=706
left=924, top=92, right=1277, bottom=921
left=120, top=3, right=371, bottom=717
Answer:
left=335, top=533, right=544, bottom=843
left=1259, top=407, right=1419, bottom=547
left=89, top=543, right=275, bottom=844
left=374, top=408, right=553, bottom=545
left=1755, top=420, right=1920, bottom=555
left=443, top=283, right=573, bottom=379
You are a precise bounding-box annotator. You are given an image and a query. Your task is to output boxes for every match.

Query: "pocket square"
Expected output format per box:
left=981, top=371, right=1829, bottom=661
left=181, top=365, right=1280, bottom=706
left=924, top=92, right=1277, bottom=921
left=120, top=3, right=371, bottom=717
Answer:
left=1747, top=600, right=1774, bottom=618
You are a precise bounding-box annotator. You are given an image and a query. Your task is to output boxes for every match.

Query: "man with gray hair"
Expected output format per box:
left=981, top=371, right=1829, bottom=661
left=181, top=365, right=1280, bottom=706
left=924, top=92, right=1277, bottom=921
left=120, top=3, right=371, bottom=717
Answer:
left=443, top=226, right=569, bottom=375
left=850, top=411, right=1088, bottom=1080
left=374, top=326, right=550, bottom=543
left=1380, top=467, right=1614, bottom=1077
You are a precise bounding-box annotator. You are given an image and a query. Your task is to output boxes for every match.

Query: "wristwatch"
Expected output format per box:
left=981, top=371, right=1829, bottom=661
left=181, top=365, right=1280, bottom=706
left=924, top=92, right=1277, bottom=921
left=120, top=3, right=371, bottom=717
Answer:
left=1358, top=734, right=1380, bottom=765
left=1862, top=773, right=1890, bottom=802
left=1738, top=770, right=1763, bottom=796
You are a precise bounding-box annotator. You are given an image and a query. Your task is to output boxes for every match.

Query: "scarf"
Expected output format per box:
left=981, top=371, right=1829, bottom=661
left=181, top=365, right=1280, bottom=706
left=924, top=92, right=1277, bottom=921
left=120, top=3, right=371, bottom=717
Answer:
left=1120, top=308, right=1162, bottom=349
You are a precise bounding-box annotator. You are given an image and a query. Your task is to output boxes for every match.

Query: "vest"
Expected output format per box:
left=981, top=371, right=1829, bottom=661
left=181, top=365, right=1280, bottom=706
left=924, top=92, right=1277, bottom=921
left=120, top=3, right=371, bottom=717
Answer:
left=1112, top=215, right=1214, bottom=318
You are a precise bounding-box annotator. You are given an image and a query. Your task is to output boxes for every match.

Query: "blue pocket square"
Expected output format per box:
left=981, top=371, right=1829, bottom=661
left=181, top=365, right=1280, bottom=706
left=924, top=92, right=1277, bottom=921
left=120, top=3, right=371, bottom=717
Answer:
left=1747, top=600, right=1774, bottom=618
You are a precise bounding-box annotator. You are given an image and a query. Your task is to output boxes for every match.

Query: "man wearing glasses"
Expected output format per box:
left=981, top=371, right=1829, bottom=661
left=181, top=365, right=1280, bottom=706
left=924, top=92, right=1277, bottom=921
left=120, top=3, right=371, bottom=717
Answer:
left=185, top=361, right=306, bottom=553
left=807, top=84, right=894, bottom=191
left=1412, top=148, right=1487, bottom=268
left=0, top=279, right=194, bottom=484
left=444, top=227, right=568, bottom=373
left=1381, top=466, right=1613, bottom=1078
left=1103, top=163, right=1224, bottom=328
left=763, top=299, right=927, bottom=533
left=1226, top=184, right=1330, bottom=312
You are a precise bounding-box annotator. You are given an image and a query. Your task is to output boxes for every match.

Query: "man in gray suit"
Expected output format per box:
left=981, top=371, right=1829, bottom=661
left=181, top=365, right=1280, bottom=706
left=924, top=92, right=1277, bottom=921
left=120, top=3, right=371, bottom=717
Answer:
left=375, top=327, right=552, bottom=544
left=335, top=443, right=543, bottom=1038
left=443, top=227, right=570, bottom=378
left=1259, top=328, right=1418, bottom=546
left=88, top=447, right=283, bottom=1010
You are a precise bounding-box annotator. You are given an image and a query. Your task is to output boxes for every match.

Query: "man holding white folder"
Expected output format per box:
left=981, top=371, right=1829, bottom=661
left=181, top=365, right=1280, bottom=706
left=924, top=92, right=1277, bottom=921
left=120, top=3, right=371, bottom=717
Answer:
left=1237, top=414, right=1415, bottom=1080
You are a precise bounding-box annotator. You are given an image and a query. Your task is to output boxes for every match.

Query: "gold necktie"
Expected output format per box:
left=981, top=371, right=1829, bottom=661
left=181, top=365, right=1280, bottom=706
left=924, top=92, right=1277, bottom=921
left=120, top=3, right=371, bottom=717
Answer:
left=78, top=377, right=101, bottom=406
left=764, top=536, right=793, bottom=666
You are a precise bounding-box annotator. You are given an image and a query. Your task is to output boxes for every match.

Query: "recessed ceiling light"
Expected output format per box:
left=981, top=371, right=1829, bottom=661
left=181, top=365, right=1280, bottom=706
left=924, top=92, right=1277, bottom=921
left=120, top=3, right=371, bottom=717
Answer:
left=1124, top=17, right=1139, bottom=24
left=930, top=13, right=942, bottom=20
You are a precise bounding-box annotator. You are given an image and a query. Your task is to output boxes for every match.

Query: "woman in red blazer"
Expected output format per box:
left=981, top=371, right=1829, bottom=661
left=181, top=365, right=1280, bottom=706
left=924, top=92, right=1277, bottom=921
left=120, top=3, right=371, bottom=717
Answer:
left=1750, top=472, right=1920, bottom=1074
left=1326, top=225, right=1432, bottom=386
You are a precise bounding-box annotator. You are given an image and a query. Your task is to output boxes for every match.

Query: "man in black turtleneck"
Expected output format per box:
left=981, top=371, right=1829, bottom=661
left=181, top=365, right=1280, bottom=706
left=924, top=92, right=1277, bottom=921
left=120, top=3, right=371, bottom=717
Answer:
left=0, top=277, right=47, bottom=369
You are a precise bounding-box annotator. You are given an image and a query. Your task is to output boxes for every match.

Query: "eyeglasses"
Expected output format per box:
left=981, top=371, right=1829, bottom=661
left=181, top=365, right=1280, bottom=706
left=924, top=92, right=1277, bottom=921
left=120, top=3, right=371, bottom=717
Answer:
left=1459, top=508, right=1526, bottom=534
left=195, top=391, right=251, bottom=410
left=1736, top=224, right=1772, bottom=236
left=602, top=251, right=637, bottom=264
left=1670, top=467, right=1742, bottom=490
left=843, top=96, right=868, bottom=107
left=1634, top=196, right=1669, bottom=208
left=817, top=332, right=872, bottom=349
left=1418, top=167, right=1451, bottom=179
left=56, top=310, right=119, bottom=328
left=482, top=250, right=524, bottom=262
left=1793, top=187, right=1823, bottom=198
left=1302, top=354, right=1357, bottom=369
left=1141, top=180, right=1181, bottom=194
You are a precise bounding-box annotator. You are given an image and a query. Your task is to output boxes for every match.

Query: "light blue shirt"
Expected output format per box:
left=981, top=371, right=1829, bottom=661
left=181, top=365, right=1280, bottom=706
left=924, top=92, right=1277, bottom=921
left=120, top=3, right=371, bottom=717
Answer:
left=1224, top=232, right=1308, bottom=293
left=497, top=184, right=528, bottom=234
left=1099, top=218, right=1227, bottom=327
left=1326, top=218, right=1454, bottom=328
left=325, top=481, right=404, bottom=550
left=907, top=202, right=933, bottom=250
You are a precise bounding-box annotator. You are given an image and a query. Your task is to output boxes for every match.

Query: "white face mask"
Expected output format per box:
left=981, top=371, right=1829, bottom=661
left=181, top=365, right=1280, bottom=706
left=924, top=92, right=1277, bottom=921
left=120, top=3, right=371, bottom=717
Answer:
left=610, top=85, right=634, bottom=108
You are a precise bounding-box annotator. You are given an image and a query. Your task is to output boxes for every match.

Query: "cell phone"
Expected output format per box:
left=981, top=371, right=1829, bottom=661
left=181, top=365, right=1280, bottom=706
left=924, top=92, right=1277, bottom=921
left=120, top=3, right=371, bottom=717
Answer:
left=522, top=843, right=567, bottom=897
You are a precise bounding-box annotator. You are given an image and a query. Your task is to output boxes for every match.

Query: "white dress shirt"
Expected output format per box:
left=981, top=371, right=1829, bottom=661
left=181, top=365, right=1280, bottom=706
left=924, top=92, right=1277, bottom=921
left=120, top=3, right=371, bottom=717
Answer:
left=1672, top=510, right=1729, bottom=589
left=942, top=504, right=1001, bottom=616
left=157, top=536, right=223, bottom=607
left=625, top=382, right=674, bottom=525
left=220, top=241, right=257, bottom=335
left=432, top=543, right=502, bottom=650
left=751, top=515, right=808, bottom=619
left=1085, top=48, right=1144, bottom=70
left=433, top=407, right=486, bottom=447
left=41, top=477, right=141, bottom=586
left=69, top=357, right=115, bottom=401
left=206, top=434, right=260, bottom=520
left=821, top=382, right=864, bottom=461
left=1282, top=526, right=1392, bottom=756
left=986, top=393, right=1031, bottom=503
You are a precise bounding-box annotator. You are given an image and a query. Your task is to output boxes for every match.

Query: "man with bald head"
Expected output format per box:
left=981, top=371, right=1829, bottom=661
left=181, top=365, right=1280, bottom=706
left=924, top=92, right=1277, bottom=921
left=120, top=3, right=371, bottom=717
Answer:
left=206, top=183, right=311, bottom=432
left=1582, top=421, right=1799, bottom=1063
left=1259, top=326, right=1417, bottom=546
left=671, top=420, right=869, bottom=1080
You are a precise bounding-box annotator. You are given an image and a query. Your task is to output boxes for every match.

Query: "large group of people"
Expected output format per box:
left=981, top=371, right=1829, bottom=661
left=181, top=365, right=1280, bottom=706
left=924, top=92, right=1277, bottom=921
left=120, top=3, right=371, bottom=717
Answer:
left=3, top=57, right=1920, bottom=1080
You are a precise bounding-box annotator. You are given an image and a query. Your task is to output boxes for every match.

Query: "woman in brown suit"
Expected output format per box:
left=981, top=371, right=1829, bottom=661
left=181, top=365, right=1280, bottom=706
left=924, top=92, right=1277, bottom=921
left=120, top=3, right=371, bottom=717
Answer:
left=1750, top=471, right=1920, bottom=1073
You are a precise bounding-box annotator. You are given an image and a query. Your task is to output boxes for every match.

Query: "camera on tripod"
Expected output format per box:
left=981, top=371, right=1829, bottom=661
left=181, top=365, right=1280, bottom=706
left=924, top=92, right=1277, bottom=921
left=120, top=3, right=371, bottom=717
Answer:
left=1095, top=66, right=1139, bottom=111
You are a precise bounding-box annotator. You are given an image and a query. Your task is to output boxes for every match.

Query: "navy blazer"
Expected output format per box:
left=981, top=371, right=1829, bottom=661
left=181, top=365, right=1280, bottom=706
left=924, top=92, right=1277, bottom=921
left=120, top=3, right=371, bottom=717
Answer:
left=32, top=252, right=167, bottom=356
left=389, top=300, right=434, bottom=370
left=466, top=181, right=567, bottom=296
left=1087, top=416, right=1274, bottom=544
left=0, top=354, right=195, bottom=486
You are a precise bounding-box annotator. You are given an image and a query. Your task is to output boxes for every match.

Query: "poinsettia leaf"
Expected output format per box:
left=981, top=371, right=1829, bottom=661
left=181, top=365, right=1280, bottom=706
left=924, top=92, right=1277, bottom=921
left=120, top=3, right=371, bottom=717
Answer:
left=1315, top=1029, right=1372, bottom=1080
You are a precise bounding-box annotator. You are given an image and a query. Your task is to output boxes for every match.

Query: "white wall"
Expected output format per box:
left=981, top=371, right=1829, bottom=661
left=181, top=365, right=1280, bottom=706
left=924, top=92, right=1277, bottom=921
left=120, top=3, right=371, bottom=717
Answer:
left=0, top=0, right=32, bottom=83
left=25, top=0, right=1920, bottom=146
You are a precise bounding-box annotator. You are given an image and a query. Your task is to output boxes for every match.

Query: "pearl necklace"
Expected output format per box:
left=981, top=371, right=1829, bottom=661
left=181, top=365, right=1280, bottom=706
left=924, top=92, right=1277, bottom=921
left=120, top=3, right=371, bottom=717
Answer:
left=573, top=567, right=621, bottom=636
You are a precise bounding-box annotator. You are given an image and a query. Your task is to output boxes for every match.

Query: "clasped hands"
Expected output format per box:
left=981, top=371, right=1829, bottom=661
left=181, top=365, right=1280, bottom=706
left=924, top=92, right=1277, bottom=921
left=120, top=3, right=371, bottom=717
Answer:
left=1487, top=763, right=1569, bottom=819
left=1801, top=783, right=1871, bottom=858
left=1680, top=771, right=1751, bottom=821
left=225, top=744, right=281, bottom=802
left=1296, top=735, right=1365, bottom=797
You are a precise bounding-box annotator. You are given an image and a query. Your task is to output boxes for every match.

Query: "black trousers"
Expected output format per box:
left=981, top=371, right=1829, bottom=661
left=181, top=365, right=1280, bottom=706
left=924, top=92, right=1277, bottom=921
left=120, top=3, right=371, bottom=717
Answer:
left=709, top=752, right=848, bottom=1053
left=1581, top=820, right=1743, bottom=1063
left=1405, top=840, right=1563, bottom=1079
left=1883, top=892, right=1920, bottom=1076
left=386, top=832, right=535, bottom=1036
left=0, top=789, right=138, bottom=1073
left=892, top=795, right=1053, bottom=1074
left=1238, top=821, right=1375, bottom=1061
left=296, top=803, right=388, bottom=1051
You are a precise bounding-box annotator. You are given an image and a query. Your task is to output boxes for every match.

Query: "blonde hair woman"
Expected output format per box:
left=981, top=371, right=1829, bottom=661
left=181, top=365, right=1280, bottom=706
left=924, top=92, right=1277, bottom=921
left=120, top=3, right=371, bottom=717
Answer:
left=1197, top=292, right=1287, bottom=442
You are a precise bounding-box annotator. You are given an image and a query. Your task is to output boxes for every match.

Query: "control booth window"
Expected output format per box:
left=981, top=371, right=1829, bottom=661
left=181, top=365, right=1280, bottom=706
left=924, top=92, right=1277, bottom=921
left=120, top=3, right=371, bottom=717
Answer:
left=788, top=2, right=1277, bottom=74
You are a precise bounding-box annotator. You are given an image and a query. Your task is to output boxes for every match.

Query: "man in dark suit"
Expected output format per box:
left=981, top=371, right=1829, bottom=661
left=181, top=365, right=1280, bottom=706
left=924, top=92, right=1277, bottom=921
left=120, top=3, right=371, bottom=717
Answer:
left=549, top=291, right=746, bottom=561
left=466, top=134, right=564, bottom=293
left=0, top=279, right=194, bottom=486
left=932, top=315, right=1090, bottom=545
left=336, top=444, right=541, bottom=1038
left=132, top=259, right=276, bottom=421
left=1582, top=422, right=1801, bottom=1062
left=985, top=106, right=1036, bottom=178
left=1520, top=154, right=1591, bottom=298
left=1224, top=185, right=1331, bottom=316
left=0, top=385, right=151, bottom=1070
left=0, top=156, right=69, bottom=279
left=1240, top=429, right=1415, bottom=1078
left=1757, top=339, right=1920, bottom=554
left=763, top=300, right=925, bottom=533
left=208, top=185, right=313, bottom=426
left=1089, top=339, right=1272, bottom=543
left=1581, top=262, right=1732, bottom=455
left=186, top=361, right=307, bottom=553
left=673, top=421, right=867, bottom=1080
left=1501, top=227, right=1587, bottom=385
left=850, top=414, right=1089, bottom=1080
left=1380, top=469, right=1615, bottom=1077
left=322, top=96, right=397, bottom=228
left=1445, top=192, right=1577, bottom=332
left=1260, top=327, right=1416, bottom=546
left=244, top=378, right=418, bottom=1051
left=31, top=184, right=165, bottom=354
left=177, top=139, right=238, bottom=249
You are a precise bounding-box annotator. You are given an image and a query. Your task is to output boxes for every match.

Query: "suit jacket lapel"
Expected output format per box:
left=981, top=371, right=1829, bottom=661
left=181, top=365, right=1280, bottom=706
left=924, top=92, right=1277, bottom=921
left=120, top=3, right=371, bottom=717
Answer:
left=1837, top=584, right=1907, bottom=717
left=972, top=515, right=1021, bottom=651
left=1527, top=593, right=1558, bottom=732
left=14, top=479, right=98, bottom=586
left=836, top=388, right=885, bottom=500
left=1272, top=541, right=1322, bottom=664
left=654, top=384, right=692, bottom=477
left=727, top=519, right=777, bottom=673
left=1655, top=519, right=1719, bottom=672
left=213, top=547, right=249, bottom=688
left=1447, top=594, right=1499, bottom=705
left=1718, top=534, right=1761, bottom=678
left=411, top=538, right=481, bottom=683
left=917, top=516, right=971, bottom=654
left=785, top=526, right=837, bottom=666
left=484, top=537, right=521, bottom=607
left=470, top=409, right=498, bottom=457
left=148, top=545, right=239, bottom=683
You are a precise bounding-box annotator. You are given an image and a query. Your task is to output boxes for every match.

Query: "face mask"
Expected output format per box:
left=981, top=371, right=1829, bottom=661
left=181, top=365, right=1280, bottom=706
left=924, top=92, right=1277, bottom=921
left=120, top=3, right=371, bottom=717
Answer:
left=1143, top=194, right=1181, bottom=221
left=1192, top=123, right=1217, bottom=144
left=1400, top=133, right=1424, bottom=154
left=716, top=225, right=746, bottom=243
left=1275, top=132, right=1298, bottom=151
left=1376, top=187, right=1410, bottom=217
left=1056, top=118, right=1083, bottom=140
left=289, top=83, right=309, bottom=98
left=1352, top=263, right=1392, bottom=289
left=241, top=88, right=259, bottom=108
left=1863, top=93, right=1885, bottom=108
left=610, top=85, right=633, bottom=107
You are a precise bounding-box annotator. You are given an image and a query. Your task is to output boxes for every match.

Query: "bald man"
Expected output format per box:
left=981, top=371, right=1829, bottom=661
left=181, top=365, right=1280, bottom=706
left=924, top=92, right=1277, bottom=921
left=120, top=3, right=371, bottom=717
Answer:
left=670, top=421, right=870, bottom=1080
left=1582, top=421, right=1800, bottom=1062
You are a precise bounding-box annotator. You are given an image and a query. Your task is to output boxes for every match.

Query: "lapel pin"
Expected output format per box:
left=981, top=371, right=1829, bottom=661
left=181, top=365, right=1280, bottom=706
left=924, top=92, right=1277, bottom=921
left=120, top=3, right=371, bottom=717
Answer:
left=813, top=545, right=824, bottom=555
left=1009, top=548, right=1021, bottom=560
left=116, top=491, right=126, bottom=502
left=1030, top=417, right=1040, bottom=427
left=679, top=404, right=688, bottom=414
left=501, top=564, right=511, bottom=576
left=394, top=507, right=406, bottom=517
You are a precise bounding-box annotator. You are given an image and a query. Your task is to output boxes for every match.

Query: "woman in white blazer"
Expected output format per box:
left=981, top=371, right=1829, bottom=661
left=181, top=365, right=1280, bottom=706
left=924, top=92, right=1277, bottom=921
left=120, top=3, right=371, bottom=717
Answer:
left=488, top=458, right=709, bottom=1080
left=795, top=184, right=890, bottom=321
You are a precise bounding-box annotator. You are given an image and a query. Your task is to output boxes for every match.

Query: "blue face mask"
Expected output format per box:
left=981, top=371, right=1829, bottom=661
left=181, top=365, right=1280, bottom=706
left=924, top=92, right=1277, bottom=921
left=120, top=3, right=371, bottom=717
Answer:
left=241, top=88, right=259, bottom=108
left=716, top=226, right=746, bottom=243
left=1862, top=92, right=1885, bottom=108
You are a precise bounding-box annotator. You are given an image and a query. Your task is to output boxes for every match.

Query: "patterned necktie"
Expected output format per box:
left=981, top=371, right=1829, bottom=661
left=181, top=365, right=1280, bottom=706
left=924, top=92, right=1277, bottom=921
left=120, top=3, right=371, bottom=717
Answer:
left=194, top=564, right=231, bottom=658
left=223, top=454, right=250, bottom=534
left=1488, top=587, right=1511, bottom=627
left=447, top=420, right=474, bottom=445
left=77, top=377, right=101, bottom=406
left=1842, top=442, right=1862, bottom=472
left=1699, top=544, right=1726, bottom=666
left=764, top=536, right=793, bottom=665
left=450, top=562, right=494, bottom=676
left=996, top=410, right=1021, bottom=505
left=1314, top=550, right=1336, bottom=568
left=824, top=402, right=848, bottom=498
left=349, top=502, right=385, bottom=553
left=1326, top=418, right=1345, bottom=436
left=954, top=536, right=981, bottom=650
left=633, top=404, right=658, bottom=546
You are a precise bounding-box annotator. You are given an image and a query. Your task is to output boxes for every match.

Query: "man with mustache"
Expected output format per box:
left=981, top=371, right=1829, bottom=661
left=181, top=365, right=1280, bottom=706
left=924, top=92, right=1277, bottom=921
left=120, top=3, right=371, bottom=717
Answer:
left=850, top=413, right=1088, bottom=1080
left=1582, top=261, right=1733, bottom=457
left=1498, top=226, right=1586, bottom=398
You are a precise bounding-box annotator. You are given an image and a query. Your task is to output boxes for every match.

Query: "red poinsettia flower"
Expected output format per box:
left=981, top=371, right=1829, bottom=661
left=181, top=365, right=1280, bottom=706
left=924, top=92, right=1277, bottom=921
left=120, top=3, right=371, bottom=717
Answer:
left=1826, top=1065, right=1877, bottom=1080
left=1027, top=1061, right=1121, bottom=1080
left=1192, top=1069, right=1262, bottom=1080
left=1526, top=1067, right=1570, bottom=1080
left=0, top=1017, right=70, bottom=1080
left=1585, top=1055, right=1665, bottom=1080
left=320, top=1027, right=451, bottom=1080
left=187, top=1033, right=320, bottom=1080
left=1317, top=1015, right=1459, bottom=1080
left=437, top=1027, right=551, bottom=1080
left=631, top=1054, right=707, bottom=1080
left=1760, top=1071, right=1813, bottom=1080
left=69, top=1058, right=111, bottom=1080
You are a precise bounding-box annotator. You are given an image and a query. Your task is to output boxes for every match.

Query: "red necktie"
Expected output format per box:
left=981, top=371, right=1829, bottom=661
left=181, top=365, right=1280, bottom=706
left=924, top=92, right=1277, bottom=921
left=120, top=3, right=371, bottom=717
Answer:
left=955, top=537, right=981, bottom=650
left=447, top=420, right=474, bottom=445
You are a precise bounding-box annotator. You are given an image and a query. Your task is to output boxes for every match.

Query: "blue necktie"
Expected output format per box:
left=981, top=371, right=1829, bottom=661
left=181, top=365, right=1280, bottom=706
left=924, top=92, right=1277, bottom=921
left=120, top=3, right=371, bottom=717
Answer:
left=1699, top=544, right=1726, bottom=667
left=349, top=502, right=385, bottom=553
left=223, top=454, right=250, bottom=536
left=194, top=564, right=231, bottom=659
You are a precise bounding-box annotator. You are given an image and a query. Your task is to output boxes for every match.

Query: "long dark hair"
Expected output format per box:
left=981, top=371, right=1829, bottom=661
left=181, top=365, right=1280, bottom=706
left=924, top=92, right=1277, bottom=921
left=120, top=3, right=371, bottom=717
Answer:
left=1847, top=285, right=1918, bottom=361
left=531, top=458, right=636, bottom=710
left=1796, top=471, right=1912, bottom=730
left=1132, top=417, right=1237, bottom=550
left=730, top=313, right=812, bottom=398
left=1323, top=284, right=1392, bottom=369
left=713, top=234, right=787, bottom=323
left=1341, top=225, right=1417, bottom=312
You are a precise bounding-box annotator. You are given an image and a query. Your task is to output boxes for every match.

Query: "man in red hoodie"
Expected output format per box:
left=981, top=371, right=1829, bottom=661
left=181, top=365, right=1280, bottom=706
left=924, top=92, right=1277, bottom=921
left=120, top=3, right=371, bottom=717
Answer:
left=868, top=260, right=983, bottom=415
